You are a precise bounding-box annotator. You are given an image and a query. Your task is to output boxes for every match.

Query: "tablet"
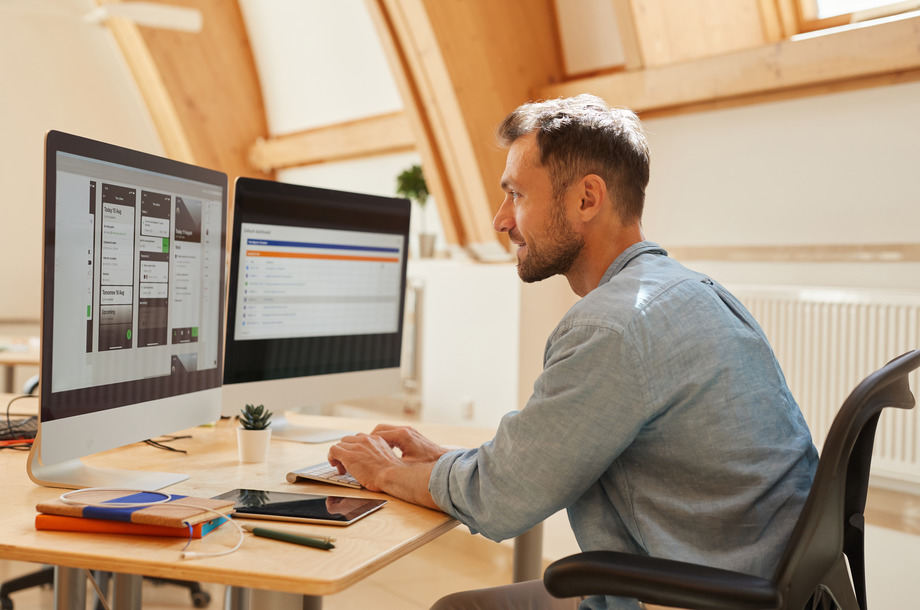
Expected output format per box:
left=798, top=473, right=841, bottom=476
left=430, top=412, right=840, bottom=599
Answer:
left=212, top=489, right=387, bottom=526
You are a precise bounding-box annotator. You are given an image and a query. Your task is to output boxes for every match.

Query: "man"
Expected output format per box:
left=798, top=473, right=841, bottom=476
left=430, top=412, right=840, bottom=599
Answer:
left=329, top=95, right=818, bottom=610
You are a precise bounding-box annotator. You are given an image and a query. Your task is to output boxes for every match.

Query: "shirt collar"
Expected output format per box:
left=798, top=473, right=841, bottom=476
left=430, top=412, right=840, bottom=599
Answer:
left=599, top=241, right=668, bottom=287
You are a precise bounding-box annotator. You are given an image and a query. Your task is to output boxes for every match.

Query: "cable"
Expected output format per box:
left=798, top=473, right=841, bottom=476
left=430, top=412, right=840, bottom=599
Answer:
left=83, top=569, right=112, bottom=610
left=58, top=487, right=244, bottom=560
left=2, top=393, right=38, bottom=451
left=143, top=438, right=188, bottom=454
left=4, top=393, right=38, bottom=433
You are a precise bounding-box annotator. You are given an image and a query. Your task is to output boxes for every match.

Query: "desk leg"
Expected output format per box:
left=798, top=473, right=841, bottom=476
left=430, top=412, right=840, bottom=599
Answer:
left=254, top=590, right=322, bottom=609
left=226, top=588, right=321, bottom=610
left=54, top=566, right=86, bottom=610
left=303, top=595, right=323, bottom=609
left=3, top=366, right=13, bottom=394
left=512, top=522, right=544, bottom=583
left=111, top=573, right=142, bottom=609
left=225, top=586, right=251, bottom=609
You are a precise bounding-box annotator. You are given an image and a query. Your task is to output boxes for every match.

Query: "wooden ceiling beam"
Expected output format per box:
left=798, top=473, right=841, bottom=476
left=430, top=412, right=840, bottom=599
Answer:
left=537, top=13, right=920, bottom=116
left=611, top=0, right=646, bottom=70
left=626, top=0, right=769, bottom=68
left=96, top=0, right=271, bottom=182
left=366, top=0, right=467, bottom=247
left=249, top=112, right=416, bottom=173
left=369, top=0, right=565, bottom=256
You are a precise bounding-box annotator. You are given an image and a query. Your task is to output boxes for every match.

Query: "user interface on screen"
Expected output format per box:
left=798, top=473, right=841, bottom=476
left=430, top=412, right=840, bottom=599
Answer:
left=223, top=178, right=410, bottom=384
left=234, top=223, right=405, bottom=342
left=45, top=136, right=225, bottom=419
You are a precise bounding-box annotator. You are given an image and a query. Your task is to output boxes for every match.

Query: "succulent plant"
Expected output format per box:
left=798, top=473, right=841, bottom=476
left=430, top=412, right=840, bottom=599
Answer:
left=239, top=403, right=272, bottom=430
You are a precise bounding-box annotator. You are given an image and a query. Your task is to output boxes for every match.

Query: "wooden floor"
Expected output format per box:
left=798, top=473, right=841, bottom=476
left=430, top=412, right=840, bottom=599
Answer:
left=0, top=526, right=515, bottom=610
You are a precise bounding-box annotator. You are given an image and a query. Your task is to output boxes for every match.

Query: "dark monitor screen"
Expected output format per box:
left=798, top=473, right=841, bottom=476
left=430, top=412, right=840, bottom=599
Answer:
left=222, top=177, right=410, bottom=419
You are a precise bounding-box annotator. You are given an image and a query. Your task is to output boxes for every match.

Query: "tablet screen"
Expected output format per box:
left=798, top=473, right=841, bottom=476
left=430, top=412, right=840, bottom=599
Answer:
left=212, top=489, right=387, bottom=526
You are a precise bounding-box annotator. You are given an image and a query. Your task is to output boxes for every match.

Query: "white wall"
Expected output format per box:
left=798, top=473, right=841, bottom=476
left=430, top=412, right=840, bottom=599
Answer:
left=0, top=0, right=163, bottom=322
left=403, top=260, right=576, bottom=428
left=641, top=80, right=920, bottom=291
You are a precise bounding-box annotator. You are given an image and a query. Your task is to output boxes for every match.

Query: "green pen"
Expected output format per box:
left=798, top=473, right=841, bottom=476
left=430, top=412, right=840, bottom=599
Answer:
left=241, top=524, right=336, bottom=550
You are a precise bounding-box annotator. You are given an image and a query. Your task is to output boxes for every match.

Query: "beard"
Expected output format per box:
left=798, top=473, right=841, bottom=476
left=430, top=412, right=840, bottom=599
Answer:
left=515, top=199, right=584, bottom=283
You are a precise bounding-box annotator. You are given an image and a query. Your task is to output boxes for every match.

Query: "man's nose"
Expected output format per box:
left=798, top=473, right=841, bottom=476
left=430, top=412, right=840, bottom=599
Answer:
left=493, top=196, right=513, bottom=233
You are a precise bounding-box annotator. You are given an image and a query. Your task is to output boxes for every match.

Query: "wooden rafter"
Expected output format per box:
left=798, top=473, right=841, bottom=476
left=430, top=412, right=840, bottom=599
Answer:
left=611, top=0, right=646, bottom=70
left=369, top=0, right=565, bottom=256
left=249, top=112, right=416, bottom=173
left=96, top=0, right=271, bottom=182
left=625, top=0, right=770, bottom=68
left=365, top=0, right=465, bottom=247
left=537, top=13, right=920, bottom=116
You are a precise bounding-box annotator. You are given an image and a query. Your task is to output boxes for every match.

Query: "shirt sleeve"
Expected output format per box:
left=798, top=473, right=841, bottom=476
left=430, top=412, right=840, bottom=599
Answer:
left=428, top=320, right=654, bottom=542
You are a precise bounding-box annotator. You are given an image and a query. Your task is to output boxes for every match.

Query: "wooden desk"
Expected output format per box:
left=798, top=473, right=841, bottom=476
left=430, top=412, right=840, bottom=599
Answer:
left=0, top=413, right=497, bottom=608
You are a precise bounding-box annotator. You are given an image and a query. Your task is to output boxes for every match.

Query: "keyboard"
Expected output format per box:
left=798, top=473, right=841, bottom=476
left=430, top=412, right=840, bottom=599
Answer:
left=0, top=416, right=38, bottom=441
left=286, top=462, right=363, bottom=489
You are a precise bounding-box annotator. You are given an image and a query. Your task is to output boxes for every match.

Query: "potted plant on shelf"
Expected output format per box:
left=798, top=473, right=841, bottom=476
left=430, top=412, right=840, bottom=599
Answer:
left=236, top=403, right=273, bottom=463
left=396, top=163, right=436, bottom=258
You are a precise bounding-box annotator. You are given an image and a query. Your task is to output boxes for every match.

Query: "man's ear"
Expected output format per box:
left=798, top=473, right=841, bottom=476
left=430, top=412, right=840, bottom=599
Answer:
left=577, top=174, right=607, bottom=221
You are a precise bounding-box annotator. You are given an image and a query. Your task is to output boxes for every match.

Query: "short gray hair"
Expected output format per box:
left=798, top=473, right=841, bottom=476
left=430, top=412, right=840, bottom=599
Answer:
left=497, top=94, right=649, bottom=223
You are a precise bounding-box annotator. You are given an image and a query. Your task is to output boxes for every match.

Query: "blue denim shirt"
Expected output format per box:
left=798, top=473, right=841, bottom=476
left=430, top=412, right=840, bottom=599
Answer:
left=429, top=241, right=818, bottom=610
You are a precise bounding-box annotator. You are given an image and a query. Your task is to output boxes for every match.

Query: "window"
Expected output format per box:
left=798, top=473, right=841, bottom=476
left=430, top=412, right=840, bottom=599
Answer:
left=799, top=0, right=920, bottom=28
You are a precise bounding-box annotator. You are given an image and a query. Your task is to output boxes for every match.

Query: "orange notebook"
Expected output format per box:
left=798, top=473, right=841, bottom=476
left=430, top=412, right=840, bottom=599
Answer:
left=35, top=513, right=228, bottom=538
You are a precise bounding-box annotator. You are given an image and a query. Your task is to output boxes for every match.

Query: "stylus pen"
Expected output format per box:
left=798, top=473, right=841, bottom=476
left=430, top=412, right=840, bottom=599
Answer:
left=241, top=524, right=336, bottom=550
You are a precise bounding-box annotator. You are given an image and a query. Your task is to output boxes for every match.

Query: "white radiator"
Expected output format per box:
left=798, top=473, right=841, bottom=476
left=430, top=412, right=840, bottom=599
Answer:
left=730, top=285, right=920, bottom=490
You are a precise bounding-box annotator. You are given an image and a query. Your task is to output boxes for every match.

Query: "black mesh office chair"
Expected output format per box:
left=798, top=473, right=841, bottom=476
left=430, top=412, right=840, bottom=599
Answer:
left=544, top=348, right=920, bottom=610
left=0, top=376, right=211, bottom=610
left=0, top=570, right=211, bottom=609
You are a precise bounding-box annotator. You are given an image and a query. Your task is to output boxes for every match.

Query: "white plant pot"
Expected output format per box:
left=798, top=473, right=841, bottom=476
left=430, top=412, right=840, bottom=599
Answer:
left=237, top=428, right=271, bottom=463
left=418, top=233, right=436, bottom=258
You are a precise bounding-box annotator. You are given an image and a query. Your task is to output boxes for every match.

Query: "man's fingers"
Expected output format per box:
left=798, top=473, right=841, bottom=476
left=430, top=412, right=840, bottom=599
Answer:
left=337, top=432, right=369, bottom=444
left=327, top=448, right=345, bottom=473
left=370, top=423, right=404, bottom=433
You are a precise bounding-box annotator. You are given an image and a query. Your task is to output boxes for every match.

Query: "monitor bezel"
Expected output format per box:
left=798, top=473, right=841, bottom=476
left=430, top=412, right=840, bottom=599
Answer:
left=222, top=176, right=411, bottom=387
left=40, top=130, right=227, bottom=423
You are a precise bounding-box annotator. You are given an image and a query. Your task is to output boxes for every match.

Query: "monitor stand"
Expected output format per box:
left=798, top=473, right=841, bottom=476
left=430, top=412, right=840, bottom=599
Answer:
left=270, top=415, right=355, bottom=444
left=27, top=429, right=188, bottom=490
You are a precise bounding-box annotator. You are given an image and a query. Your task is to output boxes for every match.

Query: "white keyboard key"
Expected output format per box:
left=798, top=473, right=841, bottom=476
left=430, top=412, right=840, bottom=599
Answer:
left=287, top=462, right=363, bottom=488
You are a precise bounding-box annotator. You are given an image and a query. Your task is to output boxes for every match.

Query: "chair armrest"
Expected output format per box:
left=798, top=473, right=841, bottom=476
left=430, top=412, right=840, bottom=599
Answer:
left=543, top=551, right=780, bottom=610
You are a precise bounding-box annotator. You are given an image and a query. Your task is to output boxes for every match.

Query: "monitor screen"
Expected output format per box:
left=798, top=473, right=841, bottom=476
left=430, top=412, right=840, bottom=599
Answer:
left=29, top=130, right=227, bottom=490
left=222, top=178, right=410, bottom=441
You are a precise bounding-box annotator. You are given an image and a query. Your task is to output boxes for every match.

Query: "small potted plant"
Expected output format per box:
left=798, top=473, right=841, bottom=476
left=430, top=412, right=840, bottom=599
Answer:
left=396, top=163, right=436, bottom=258
left=236, top=403, right=273, bottom=463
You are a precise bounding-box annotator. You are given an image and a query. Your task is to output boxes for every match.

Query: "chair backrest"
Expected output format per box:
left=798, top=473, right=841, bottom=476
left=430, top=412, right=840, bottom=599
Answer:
left=772, top=349, right=920, bottom=609
left=23, top=373, right=39, bottom=395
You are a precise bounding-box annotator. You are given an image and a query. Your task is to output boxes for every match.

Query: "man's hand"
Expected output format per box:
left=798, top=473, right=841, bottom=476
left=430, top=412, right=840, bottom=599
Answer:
left=368, top=424, right=450, bottom=463
left=327, top=426, right=455, bottom=511
left=328, top=433, right=402, bottom=492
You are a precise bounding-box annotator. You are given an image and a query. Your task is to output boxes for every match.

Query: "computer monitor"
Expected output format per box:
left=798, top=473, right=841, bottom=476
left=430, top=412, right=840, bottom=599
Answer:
left=29, top=130, right=227, bottom=490
left=222, top=177, right=410, bottom=442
